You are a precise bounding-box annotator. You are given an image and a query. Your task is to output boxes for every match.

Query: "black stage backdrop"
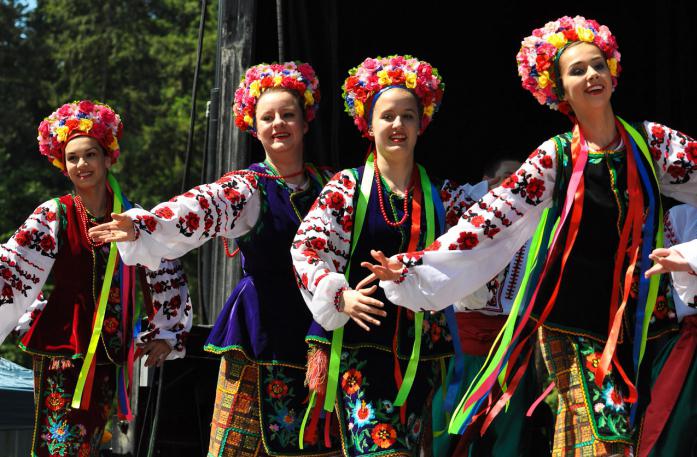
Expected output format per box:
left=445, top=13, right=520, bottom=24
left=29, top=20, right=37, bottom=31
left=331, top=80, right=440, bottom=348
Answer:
left=247, top=1, right=697, bottom=184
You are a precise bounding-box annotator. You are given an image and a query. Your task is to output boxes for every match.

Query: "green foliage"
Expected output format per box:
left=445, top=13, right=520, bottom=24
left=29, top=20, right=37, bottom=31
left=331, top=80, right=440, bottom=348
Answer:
left=0, top=0, right=218, bottom=343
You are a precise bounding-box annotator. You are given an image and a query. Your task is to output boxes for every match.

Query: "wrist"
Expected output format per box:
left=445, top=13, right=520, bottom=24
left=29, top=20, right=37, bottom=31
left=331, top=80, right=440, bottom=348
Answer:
left=335, top=286, right=349, bottom=312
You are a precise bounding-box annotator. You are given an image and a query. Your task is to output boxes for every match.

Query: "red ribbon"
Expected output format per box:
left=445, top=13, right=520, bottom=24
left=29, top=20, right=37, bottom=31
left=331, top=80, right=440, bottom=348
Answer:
left=391, top=166, right=422, bottom=425
left=596, top=120, right=644, bottom=403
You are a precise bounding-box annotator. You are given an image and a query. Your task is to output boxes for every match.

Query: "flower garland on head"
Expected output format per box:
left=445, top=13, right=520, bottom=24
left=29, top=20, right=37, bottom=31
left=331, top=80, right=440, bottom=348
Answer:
left=516, top=15, right=621, bottom=114
left=342, top=54, right=445, bottom=137
left=232, top=61, right=321, bottom=137
left=37, top=100, right=123, bottom=172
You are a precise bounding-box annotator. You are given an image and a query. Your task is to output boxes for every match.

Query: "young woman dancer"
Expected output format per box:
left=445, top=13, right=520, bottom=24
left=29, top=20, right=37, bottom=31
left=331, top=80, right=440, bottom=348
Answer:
left=362, top=17, right=697, bottom=455
left=291, top=55, right=484, bottom=456
left=0, top=100, right=192, bottom=456
left=90, top=62, right=340, bottom=456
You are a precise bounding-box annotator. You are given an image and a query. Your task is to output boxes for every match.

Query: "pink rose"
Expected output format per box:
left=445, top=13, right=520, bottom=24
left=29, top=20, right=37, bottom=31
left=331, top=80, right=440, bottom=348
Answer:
left=98, top=106, right=115, bottom=124
left=362, top=58, right=380, bottom=72
left=38, top=121, right=50, bottom=137
left=389, top=55, right=406, bottom=67
left=78, top=100, right=95, bottom=113
left=57, top=104, right=73, bottom=117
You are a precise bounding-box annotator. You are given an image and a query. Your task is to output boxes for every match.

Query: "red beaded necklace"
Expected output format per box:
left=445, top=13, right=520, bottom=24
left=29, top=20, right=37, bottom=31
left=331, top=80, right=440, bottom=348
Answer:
left=75, top=195, right=110, bottom=248
left=372, top=152, right=417, bottom=228
left=222, top=163, right=306, bottom=258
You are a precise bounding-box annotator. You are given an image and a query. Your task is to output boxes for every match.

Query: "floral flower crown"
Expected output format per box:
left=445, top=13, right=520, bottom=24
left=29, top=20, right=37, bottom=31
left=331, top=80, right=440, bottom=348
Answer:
left=516, top=16, right=621, bottom=113
left=233, top=61, right=321, bottom=137
left=37, top=100, right=123, bottom=172
left=342, top=54, right=445, bottom=137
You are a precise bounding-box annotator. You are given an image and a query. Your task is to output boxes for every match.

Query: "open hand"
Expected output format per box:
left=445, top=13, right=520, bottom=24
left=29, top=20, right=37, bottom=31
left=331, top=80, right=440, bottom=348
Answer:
left=645, top=247, right=691, bottom=278
left=138, top=340, right=172, bottom=367
left=340, top=285, right=386, bottom=331
left=360, top=250, right=404, bottom=282
left=88, top=213, right=136, bottom=243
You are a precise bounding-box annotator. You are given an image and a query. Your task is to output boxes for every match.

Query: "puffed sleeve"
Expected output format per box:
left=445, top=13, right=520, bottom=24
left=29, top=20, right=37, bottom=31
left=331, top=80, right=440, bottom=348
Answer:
left=0, top=200, right=60, bottom=343
left=664, top=205, right=697, bottom=311
left=117, top=173, right=261, bottom=270
left=291, top=171, right=355, bottom=331
left=136, top=258, right=193, bottom=359
left=644, top=121, right=697, bottom=206
left=380, top=140, right=558, bottom=312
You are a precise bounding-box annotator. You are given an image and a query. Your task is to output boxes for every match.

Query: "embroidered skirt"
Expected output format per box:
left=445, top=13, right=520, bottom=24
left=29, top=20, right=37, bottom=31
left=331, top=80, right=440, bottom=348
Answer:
left=333, top=346, right=440, bottom=457
left=208, top=351, right=339, bottom=457
left=32, top=356, right=115, bottom=457
left=538, top=328, right=633, bottom=457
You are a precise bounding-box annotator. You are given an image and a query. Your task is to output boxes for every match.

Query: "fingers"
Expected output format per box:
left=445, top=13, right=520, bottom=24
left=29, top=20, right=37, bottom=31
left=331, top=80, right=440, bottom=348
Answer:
left=349, top=310, right=383, bottom=331
left=88, top=221, right=116, bottom=238
left=364, top=264, right=400, bottom=281
left=355, top=272, right=378, bottom=290
left=644, top=262, right=666, bottom=278
left=140, top=341, right=171, bottom=367
left=370, top=249, right=390, bottom=266
left=649, top=248, right=671, bottom=259
left=357, top=295, right=385, bottom=311
left=357, top=284, right=378, bottom=296
left=350, top=316, right=371, bottom=332
left=355, top=312, right=381, bottom=326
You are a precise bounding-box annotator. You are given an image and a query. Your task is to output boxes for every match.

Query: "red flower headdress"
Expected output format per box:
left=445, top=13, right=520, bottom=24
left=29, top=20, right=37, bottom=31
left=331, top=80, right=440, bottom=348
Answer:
left=342, top=54, right=445, bottom=137
left=516, top=16, right=621, bottom=114
left=37, top=100, right=123, bottom=172
left=232, top=61, right=321, bottom=137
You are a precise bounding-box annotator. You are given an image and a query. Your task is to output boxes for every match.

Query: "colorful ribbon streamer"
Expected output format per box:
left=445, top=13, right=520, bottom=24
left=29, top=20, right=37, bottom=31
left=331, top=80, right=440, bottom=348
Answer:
left=72, top=172, right=124, bottom=410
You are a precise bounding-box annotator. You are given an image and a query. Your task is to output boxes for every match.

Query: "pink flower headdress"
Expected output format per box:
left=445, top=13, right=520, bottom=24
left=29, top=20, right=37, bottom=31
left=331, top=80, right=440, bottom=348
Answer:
left=37, top=100, right=123, bottom=172
left=342, top=54, right=445, bottom=137
left=516, top=16, right=621, bottom=114
left=233, top=61, right=321, bottom=137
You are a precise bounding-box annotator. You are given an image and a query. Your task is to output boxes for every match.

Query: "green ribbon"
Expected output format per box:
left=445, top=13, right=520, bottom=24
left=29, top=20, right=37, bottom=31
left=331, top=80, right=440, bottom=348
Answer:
left=618, top=117, right=663, bottom=367
left=394, top=163, right=434, bottom=406
left=298, top=390, right=317, bottom=450
left=323, top=154, right=435, bottom=412
left=71, top=172, right=124, bottom=409
left=322, top=153, right=374, bottom=412
left=449, top=207, right=551, bottom=433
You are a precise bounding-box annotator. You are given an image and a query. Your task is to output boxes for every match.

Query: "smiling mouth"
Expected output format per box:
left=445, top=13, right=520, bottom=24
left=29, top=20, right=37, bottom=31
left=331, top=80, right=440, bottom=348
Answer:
left=389, top=134, right=407, bottom=143
left=272, top=132, right=290, bottom=140
left=586, top=84, right=604, bottom=95
left=77, top=172, right=93, bottom=179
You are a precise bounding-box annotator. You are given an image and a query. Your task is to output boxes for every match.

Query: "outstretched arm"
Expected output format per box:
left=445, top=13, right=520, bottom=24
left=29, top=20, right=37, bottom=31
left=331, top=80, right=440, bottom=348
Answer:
left=366, top=140, right=558, bottom=312
left=90, top=173, right=261, bottom=270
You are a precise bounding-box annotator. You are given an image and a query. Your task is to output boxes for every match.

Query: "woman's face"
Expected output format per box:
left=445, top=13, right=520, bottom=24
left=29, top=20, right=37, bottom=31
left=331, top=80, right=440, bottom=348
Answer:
left=255, top=90, right=308, bottom=159
left=558, top=42, right=613, bottom=114
left=64, top=136, right=111, bottom=191
left=370, top=88, right=419, bottom=160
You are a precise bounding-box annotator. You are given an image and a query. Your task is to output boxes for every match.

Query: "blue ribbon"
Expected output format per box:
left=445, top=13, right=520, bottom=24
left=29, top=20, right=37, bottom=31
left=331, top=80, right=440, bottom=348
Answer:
left=627, top=135, right=658, bottom=424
